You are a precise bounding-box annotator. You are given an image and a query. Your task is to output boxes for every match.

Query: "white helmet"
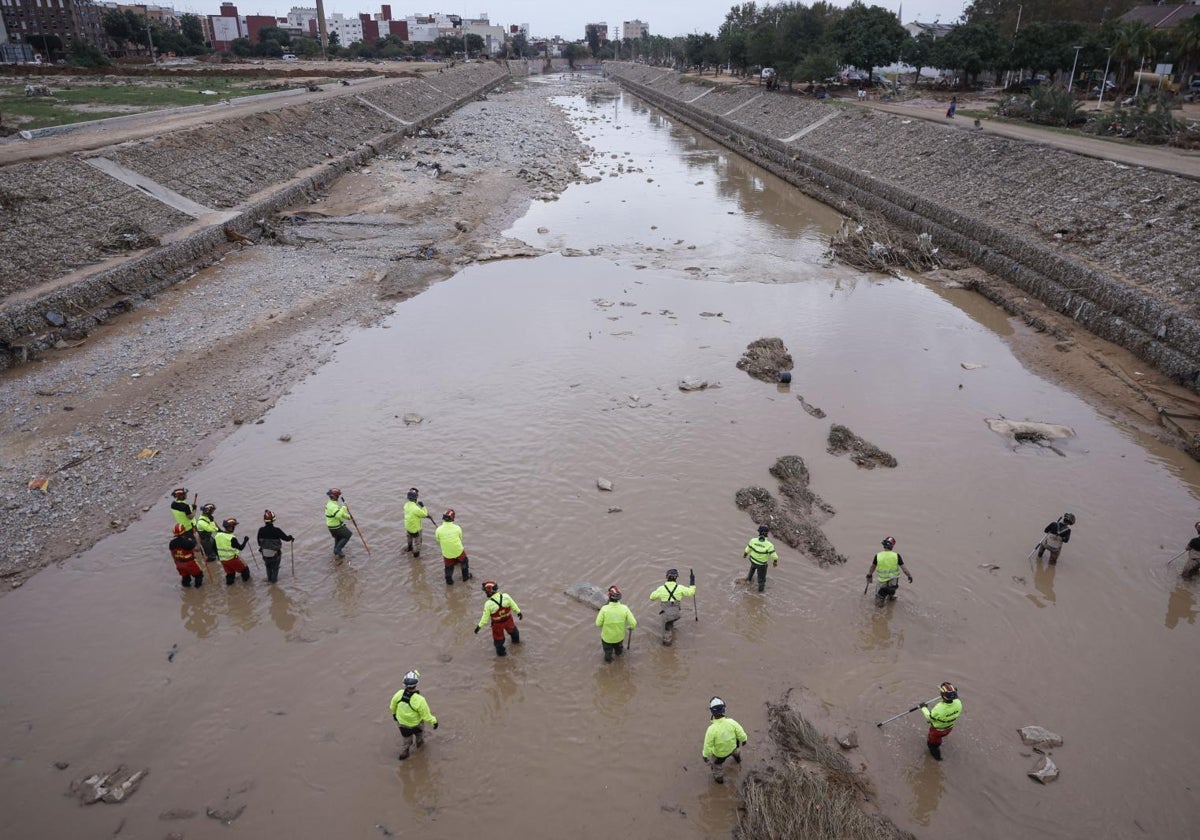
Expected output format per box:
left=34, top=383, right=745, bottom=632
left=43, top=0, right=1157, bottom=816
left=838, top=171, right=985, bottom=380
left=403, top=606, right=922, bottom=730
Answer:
left=709, top=696, right=726, bottom=716
left=403, top=669, right=420, bottom=687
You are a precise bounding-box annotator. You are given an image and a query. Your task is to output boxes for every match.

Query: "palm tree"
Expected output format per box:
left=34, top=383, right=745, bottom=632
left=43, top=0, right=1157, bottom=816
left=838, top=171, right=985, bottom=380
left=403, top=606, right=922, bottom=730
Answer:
left=1175, top=14, right=1200, bottom=85
left=1113, top=20, right=1154, bottom=89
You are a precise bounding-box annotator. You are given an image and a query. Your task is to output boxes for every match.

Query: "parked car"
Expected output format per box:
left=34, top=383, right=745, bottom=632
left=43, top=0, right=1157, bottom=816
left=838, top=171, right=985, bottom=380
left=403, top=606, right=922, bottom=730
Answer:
left=281, top=54, right=298, bottom=61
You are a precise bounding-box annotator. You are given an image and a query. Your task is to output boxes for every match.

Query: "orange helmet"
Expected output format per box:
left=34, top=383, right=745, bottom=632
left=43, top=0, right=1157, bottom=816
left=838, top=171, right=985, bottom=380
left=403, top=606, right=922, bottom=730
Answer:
left=172, top=523, right=187, bottom=536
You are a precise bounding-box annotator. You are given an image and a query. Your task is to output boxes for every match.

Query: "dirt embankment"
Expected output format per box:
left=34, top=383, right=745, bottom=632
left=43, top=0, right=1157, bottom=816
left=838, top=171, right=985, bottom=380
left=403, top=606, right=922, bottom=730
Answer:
left=0, top=75, right=587, bottom=586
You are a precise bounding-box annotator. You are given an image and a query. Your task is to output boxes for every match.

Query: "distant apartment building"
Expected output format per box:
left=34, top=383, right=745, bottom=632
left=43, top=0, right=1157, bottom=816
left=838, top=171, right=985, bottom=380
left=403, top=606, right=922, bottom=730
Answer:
left=621, top=19, right=648, bottom=40
left=206, top=1, right=242, bottom=50
left=95, top=3, right=178, bottom=26
left=584, top=20, right=607, bottom=41
left=0, top=0, right=106, bottom=51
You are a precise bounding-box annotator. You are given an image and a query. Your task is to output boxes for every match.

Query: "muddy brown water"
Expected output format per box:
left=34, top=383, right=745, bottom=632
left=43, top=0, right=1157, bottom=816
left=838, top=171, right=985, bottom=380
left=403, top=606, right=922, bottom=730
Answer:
left=2, top=80, right=1199, bottom=839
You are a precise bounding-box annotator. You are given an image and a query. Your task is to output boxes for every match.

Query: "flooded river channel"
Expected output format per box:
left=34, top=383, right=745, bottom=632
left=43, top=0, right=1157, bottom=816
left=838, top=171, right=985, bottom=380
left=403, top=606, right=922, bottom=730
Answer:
left=2, top=79, right=1198, bottom=840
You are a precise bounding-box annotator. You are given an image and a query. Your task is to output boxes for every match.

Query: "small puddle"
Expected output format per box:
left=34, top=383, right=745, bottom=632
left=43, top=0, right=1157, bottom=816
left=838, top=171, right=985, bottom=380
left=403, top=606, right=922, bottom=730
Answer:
left=1, top=76, right=1198, bottom=840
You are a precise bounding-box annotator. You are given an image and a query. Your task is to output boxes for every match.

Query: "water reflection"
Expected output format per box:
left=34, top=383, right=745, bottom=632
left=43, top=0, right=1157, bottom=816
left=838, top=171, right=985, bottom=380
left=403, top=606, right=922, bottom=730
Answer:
left=590, top=653, right=638, bottom=720
left=334, top=564, right=360, bottom=619
left=225, top=585, right=259, bottom=632
left=1164, top=584, right=1198, bottom=629
left=268, top=585, right=299, bottom=635
left=180, top=588, right=218, bottom=639
left=734, top=589, right=770, bottom=643
left=1026, top=558, right=1058, bottom=607
left=399, top=751, right=445, bottom=816
left=905, top=757, right=946, bottom=826
left=855, top=603, right=903, bottom=652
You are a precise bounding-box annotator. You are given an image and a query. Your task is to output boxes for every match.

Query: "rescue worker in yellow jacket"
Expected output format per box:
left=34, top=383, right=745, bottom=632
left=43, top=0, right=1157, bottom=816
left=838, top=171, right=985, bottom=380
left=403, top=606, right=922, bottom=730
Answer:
left=434, top=509, right=471, bottom=584
left=402, top=488, right=433, bottom=558
left=474, top=580, right=522, bottom=656
left=744, top=525, right=779, bottom=592
left=920, top=682, right=963, bottom=761
left=867, top=536, right=912, bottom=606
left=389, top=669, right=438, bottom=760
left=325, top=488, right=352, bottom=559
left=170, top=487, right=195, bottom=532
left=195, top=503, right=219, bottom=563
left=650, top=568, right=696, bottom=646
left=596, top=585, right=637, bottom=662
left=702, top=696, right=747, bottom=783
left=214, top=518, right=251, bottom=585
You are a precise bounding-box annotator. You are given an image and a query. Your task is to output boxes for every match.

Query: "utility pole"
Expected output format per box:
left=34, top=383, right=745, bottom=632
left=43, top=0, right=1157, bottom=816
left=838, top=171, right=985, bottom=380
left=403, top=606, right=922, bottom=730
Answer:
left=315, top=0, right=329, bottom=60
left=1067, top=45, right=1082, bottom=92
left=145, top=18, right=156, bottom=65
left=1096, top=48, right=1113, bottom=110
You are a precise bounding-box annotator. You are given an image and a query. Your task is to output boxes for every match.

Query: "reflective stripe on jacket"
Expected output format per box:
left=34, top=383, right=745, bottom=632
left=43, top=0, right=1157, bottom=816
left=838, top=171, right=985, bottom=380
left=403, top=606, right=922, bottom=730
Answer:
left=745, top=537, right=778, bottom=565
left=874, top=551, right=901, bottom=582
left=703, top=717, right=748, bottom=759
left=390, top=689, right=437, bottom=727
left=478, top=593, right=520, bottom=628
left=214, top=532, right=241, bottom=562
left=595, top=602, right=636, bottom=643
left=921, top=699, right=962, bottom=730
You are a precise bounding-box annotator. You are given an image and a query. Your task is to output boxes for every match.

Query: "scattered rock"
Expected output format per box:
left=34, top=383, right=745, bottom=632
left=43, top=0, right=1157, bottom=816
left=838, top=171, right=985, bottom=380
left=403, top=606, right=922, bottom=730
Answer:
left=835, top=728, right=859, bottom=749
left=206, top=803, right=246, bottom=824
left=402, top=413, right=424, bottom=425
left=677, top=377, right=709, bottom=391
left=69, top=766, right=149, bottom=804
left=278, top=434, right=292, bottom=442
left=796, top=395, right=826, bottom=418
left=54, top=761, right=69, bottom=770
left=159, top=808, right=197, bottom=820
left=1018, top=725, right=1064, bottom=750
left=736, top=337, right=793, bottom=383
left=596, top=478, right=613, bottom=491
left=826, top=424, right=897, bottom=469
left=564, top=582, right=608, bottom=610
left=607, top=507, right=623, bottom=513
left=167, top=643, right=178, bottom=662
left=960, top=362, right=985, bottom=370
left=1028, top=755, right=1059, bottom=784
left=45, top=310, right=66, bottom=327
left=699, top=311, right=722, bottom=317
left=537, top=226, right=549, bottom=234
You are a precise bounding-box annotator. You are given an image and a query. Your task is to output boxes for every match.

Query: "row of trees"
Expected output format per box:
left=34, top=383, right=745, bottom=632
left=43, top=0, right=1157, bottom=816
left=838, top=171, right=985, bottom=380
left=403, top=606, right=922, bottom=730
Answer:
left=663, top=1, right=1200, bottom=92
left=102, top=10, right=207, bottom=59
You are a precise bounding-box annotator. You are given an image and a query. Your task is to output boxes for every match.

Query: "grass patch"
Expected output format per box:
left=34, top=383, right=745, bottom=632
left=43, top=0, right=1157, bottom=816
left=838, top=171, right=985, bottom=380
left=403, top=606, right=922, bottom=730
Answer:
left=734, top=697, right=916, bottom=840
left=0, top=76, right=321, bottom=130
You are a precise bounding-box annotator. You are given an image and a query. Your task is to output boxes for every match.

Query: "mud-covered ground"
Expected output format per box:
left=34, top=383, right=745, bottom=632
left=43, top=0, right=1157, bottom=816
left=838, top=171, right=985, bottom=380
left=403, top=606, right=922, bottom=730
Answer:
left=0, top=77, right=586, bottom=586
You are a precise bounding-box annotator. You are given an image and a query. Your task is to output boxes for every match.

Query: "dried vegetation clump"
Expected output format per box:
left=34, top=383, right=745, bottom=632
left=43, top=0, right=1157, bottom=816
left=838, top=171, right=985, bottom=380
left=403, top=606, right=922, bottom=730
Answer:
left=829, top=216, right=954, bottom=274
left=827, top=424, right=897, bottom=469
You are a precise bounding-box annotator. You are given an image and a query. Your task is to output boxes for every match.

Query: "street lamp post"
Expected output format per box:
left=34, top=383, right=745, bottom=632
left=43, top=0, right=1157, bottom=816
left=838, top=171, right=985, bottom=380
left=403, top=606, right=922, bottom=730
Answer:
left=1096, top=48, right=1113, bottom=110
left=1067, top=45, right=1082, bottom=92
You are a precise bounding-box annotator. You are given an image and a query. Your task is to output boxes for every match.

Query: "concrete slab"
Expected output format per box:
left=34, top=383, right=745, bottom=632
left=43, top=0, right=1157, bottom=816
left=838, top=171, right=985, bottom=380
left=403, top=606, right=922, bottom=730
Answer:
left=83, top=157, right=229, bottom=221
left=780, top=112, right=840, bottom=143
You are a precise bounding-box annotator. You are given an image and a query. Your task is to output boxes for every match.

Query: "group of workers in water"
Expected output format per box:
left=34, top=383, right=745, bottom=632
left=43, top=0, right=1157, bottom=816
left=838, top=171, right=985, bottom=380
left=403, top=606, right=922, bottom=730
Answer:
left=163, top=481, right=1196, bottom=778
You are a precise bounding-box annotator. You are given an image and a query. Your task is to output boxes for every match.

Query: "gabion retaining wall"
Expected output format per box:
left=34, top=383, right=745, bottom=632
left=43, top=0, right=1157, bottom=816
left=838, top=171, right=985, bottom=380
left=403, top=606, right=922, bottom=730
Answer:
left=0, top=62, right=506, bottom=369
left=606, top=63, right=1200, bottom=391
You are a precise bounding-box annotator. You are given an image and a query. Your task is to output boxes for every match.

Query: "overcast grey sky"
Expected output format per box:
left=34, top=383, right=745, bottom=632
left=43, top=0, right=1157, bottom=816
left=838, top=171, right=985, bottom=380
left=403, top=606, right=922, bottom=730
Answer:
left=179, top=1, right=972, bottom=39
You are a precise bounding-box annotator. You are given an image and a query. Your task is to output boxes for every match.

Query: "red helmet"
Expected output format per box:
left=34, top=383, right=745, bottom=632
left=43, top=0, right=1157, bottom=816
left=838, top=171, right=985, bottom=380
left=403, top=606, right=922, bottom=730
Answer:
left=172, top=523, right=187, bottom=536
left=939, top=682, right=958, bottom=701
left=263, top=509, right=276, bottom=522
left=881, top=536, right=896, bottom=550
left=172, top=487, right=188, bottom=499
left=607, top=585, right=622, bottom=601
left=442, top=509, right=455, bottom=521
left=222, top=518, right=238, bottom=531
left=482, top=580, right=498, bottom=595
left=327, top=488, right=341, bottom=500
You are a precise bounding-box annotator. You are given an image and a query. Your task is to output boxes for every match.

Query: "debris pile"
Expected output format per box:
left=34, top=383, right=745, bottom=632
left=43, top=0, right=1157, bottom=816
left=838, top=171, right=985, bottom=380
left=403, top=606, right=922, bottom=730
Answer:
left=736, top=338, right=793, bottom=383
left=826, top=425, right=897, bottom=469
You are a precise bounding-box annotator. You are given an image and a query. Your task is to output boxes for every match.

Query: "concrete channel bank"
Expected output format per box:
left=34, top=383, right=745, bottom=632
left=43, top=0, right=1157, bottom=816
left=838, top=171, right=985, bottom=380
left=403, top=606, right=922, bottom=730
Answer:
left=605, top=62, right=1200, bottom=393
left=0, top=61, right=514, bottom=368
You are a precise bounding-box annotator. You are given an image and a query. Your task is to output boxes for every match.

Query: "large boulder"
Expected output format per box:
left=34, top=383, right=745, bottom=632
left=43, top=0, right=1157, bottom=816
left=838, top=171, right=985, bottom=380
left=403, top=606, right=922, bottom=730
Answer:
left=565, top=582, right=608, bottom=610
left=1028, top=755, right=1059, bottom=784
left=1018, top=725, right=1064, bottom=751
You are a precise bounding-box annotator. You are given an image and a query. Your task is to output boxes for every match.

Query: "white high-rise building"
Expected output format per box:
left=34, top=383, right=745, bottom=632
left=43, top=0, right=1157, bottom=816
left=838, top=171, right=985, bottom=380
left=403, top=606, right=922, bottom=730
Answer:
left=621, top=20, right=649, bottom=40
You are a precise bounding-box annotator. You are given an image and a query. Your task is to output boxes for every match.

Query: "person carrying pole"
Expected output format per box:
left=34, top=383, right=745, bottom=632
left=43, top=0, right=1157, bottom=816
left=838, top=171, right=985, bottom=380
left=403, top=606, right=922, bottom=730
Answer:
left=325, top=488, right=353, bottom=560
left=1179, top=521, right=1200, bottom=579
left=214, top=518, right=251, bottom=585
left=403, top=487, right=433, bottom=558
left=474, top=580, right=522, bottom=656
left=434, top=509, right=471, bottom=585
left=701, top=696, right=747, bottom=784
left=169, top=523, right=204, bottom=588
left=195, top=503, right=219, bottom=563
left=920, top=682, right=963, bottom=761
left=867, top=537, right=913, bottom=607
left=389, top=669, right=438, bottom=761
left=595, top=585, right=636, bottom=663
left=257, top=509, right=295, bottom=584
left=170, top=487, right=195, bottom=532
left=649, top=568, right=696, bottom=646
left=1036, top=513, right=1076, bottom=565
left=743, top=525, right=778, bottom=593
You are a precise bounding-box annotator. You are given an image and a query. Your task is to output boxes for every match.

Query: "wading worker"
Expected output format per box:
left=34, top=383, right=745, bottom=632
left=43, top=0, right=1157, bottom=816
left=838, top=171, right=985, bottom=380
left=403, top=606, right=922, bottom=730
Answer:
left=170, top=487, right=195, bottom=532
left=1181, top=521, right=1200, bottom=580
left=214, top=518, right=251, bottom=585
left=195, top=503, right=219, bottom=562
left=920, top=682, right=962, bottom=761
left=324, top=488, right=352, bottom=560
left=743, top=525, right=778, bottom=592
left=649, top=568, right=696, bottom=646
left=1036, top=513, right=1076, bottom=564
left=169, top=523, right=204, bottom=588
left=389, top=669, right=438, bottom=761
left=257, top=509, right=295, bottom=584
left=596, top=585, right=636, bottom=662
left=474, top=580, right=522, bottom=656
left=435, top=509, right=471, bottom=585
left=403, top=488, right=433, bottom=558
left=867, top=537, right=912, bottom=606
left=701, top=696, right=747, bottom=784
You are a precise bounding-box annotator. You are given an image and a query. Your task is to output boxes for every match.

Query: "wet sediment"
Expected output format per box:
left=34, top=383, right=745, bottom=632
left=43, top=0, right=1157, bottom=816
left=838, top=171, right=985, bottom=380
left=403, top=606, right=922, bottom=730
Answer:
left=604, top=63, right=1200, bottom=395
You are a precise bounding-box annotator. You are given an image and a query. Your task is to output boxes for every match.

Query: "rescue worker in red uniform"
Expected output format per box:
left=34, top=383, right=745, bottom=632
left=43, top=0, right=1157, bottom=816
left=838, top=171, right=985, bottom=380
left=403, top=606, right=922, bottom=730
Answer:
left=170, top=523, right=204, bottom=587
left=214, top=518, right=251, bottom=585
left=474, top=580, right=523, bottom=656
left=920, top=681, right=963, bottom=761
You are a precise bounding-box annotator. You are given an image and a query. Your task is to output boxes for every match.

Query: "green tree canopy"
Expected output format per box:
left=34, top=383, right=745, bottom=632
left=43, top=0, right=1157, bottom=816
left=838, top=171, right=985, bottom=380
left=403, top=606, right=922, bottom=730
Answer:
left=830, top=2, right=907, bottom=82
